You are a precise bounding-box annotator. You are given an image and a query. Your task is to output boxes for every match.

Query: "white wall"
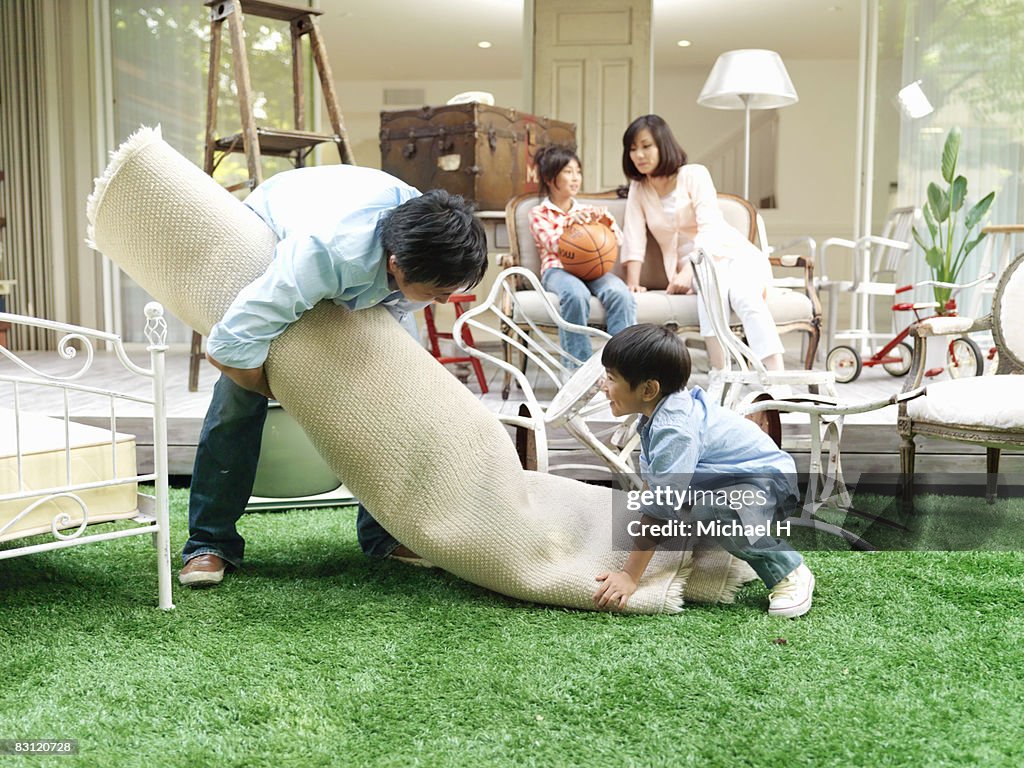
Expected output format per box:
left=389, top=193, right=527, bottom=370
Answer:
left=332, top=62, right=865, bottom=246
left=654, top=59, right=900, bottom=345
left=326, top=63, right=874, bottom=338
left=655, top=59, right=861, bottom=248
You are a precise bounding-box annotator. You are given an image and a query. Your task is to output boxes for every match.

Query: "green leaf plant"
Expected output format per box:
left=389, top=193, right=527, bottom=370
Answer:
left=911, top=126, right=996, bottom=311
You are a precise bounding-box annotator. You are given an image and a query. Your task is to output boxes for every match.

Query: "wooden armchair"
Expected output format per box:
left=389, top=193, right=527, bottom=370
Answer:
left=899, top=251, right=1024, bottom=503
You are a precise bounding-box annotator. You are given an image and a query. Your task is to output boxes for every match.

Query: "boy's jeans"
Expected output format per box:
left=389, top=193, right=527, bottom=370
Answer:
left=687, top=491, right=802, bottom=588
left=182, top=374, right=398, bottom=567
left=541, top=268, right=636, bottom=366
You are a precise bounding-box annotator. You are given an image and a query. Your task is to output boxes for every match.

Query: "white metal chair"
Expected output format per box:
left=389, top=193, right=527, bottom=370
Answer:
left=819, top=207, right=920, bottom=356
left=689, top=248, right=928, bottom=548
left=452, top=267, right=641, bottom=487
left=688, top=249, right=838, bottom=409
left=744, top=388, right=925, bottom=550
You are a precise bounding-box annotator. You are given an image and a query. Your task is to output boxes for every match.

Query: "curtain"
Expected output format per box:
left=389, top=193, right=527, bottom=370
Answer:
left=0, top=1, right=57, bottom=349
left=897, top=0, right=1024, bottom=315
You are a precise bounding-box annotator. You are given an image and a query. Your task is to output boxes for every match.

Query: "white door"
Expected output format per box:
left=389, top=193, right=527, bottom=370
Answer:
left=532, top=0, right=653, bottom=191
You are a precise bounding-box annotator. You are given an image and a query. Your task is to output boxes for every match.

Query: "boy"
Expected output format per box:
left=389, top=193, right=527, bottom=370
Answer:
left=592, top=324, right=815, bottom=617
left=180, top=164, right=488, bottom=587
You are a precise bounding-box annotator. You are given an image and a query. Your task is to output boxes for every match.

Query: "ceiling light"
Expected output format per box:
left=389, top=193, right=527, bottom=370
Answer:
left=676, top=40, right=692, bottom=48
left=477, top=41, right=492, bottom=49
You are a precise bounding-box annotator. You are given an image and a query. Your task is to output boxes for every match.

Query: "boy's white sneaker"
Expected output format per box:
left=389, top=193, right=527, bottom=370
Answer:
left=768, top=563, right=815, bottom=618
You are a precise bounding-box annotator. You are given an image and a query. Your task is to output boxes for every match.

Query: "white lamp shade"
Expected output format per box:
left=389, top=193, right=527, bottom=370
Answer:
left=697, top=49, right=798, bottom=110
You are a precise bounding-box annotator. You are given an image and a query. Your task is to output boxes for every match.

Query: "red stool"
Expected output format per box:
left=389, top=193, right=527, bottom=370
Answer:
left=423, top=293, right=488, bottom=394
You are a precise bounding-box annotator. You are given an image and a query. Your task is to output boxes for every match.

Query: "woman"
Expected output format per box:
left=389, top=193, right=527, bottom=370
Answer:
left=619, top=114, right=784, bottom=372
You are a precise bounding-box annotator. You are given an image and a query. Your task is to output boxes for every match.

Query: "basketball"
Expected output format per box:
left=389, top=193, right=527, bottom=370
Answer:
left=557, top=221, right=619, bottom=281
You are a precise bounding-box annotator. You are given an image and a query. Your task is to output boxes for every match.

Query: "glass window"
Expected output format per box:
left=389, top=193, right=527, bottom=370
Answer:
left=109, top=1, right=308, bottom=342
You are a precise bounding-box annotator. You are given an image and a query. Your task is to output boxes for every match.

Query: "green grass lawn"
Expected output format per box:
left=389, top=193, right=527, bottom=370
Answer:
left=2, top=488, right=1023, bottom=768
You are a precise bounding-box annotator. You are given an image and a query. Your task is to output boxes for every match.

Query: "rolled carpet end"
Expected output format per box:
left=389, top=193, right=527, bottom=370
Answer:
left=85, top=125, right=164, bottom=250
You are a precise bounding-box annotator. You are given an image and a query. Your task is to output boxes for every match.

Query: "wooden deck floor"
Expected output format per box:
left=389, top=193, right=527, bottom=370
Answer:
left=2, top=344, right=1016, bottom=478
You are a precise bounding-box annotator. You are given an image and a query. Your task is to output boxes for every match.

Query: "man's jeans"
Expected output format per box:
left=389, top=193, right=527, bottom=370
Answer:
left=541, top=268, right=636, bottom=366
left=182, top=374, right=399, bottom=566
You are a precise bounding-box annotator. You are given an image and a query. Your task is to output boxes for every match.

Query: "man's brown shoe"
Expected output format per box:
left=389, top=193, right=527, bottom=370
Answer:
left=386, top=544, right=436, bottom=569
left=179, top=554, right=227, bottom=587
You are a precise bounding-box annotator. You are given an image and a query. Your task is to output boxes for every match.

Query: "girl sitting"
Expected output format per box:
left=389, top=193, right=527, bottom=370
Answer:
left=529, top=145, right=636, bottom=366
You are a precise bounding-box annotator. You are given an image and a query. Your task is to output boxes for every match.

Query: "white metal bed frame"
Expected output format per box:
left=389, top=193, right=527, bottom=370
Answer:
left=0, top=303, right=173, bottom=610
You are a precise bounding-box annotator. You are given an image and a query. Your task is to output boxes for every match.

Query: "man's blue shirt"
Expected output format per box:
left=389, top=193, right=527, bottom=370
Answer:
left=206, top=165, right=423, bottom=368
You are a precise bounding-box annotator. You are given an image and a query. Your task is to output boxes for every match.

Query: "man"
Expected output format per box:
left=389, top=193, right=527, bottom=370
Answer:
left=179, top=164, right=488, bottom=587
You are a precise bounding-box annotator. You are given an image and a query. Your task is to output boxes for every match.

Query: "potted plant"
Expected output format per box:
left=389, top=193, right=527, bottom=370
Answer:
left=912, top=126, right=995, bottom=312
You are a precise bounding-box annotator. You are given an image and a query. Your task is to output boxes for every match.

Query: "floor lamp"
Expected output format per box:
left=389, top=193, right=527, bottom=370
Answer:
left=697, top=49, right=798, bottom=202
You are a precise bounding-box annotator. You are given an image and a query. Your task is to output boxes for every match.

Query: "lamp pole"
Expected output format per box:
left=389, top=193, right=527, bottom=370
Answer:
left=741, top=93, right=751, bottom=201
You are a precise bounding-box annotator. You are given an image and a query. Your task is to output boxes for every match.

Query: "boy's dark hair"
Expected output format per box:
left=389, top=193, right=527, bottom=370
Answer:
left=380, top=190, right=488, bottom=288
left=622, top=114, right=688, bottom=181
left=601, top=324, right=691, bottom=394
left=533, top=145, right=581, bottom=196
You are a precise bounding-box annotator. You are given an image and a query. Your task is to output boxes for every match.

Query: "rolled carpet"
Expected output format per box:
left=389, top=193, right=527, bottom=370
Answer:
left=87, top=126, right=755, bottom=612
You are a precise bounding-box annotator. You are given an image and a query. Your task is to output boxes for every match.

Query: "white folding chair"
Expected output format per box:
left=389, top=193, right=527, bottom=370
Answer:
left=689, top=249, right=930, bottom=548
left=819, top=207, right=920, bottom=356
left=688, top=249, right=838, bottom=409
left=744, top=388, right=925, bottom=550
left=452, top=267, right=641, bottom=487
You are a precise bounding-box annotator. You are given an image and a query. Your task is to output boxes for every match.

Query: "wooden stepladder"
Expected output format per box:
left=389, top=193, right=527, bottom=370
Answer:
left=190, top=0, right=356, bottom=391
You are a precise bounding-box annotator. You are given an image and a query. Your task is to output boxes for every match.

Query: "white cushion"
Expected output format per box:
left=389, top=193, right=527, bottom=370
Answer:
left=512, top=287, right=812, bottom=330
left=907, top=376, right=1024, bottom=429
left=998, top=258, right=1024, bottom=360
left=918, top=316, right=975, bottom=335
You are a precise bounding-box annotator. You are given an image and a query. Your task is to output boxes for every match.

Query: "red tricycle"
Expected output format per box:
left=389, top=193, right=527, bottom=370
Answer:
left=825, top=272, right=994, bottom=383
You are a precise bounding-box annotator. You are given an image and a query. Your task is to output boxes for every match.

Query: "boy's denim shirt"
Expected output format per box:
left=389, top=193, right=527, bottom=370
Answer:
left=636, top=387, right=798, bottom=522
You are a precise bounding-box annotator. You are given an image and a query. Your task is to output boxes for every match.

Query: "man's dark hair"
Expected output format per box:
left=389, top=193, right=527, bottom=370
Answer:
left=380, top=190, right=488, bottom=289
left=533, top=145, right=581, bottom=196
left=601, top=324, right=691, bottom=395
left=622, top=114, right=688, bottom=181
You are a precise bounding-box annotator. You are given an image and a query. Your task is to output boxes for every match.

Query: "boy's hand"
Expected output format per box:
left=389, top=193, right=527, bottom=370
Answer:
left=207, top=356, right=274, bottom=399
left=593, top=570, right=638, bottom=611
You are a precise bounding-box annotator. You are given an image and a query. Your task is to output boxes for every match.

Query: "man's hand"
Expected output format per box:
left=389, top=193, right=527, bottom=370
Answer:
left=207, top=356, right=274, bottom=399
left=593, top=570, right=638, bottom=611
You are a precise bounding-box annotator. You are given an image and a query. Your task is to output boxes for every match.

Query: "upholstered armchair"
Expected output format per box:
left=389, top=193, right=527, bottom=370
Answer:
left=502, top=190, right=822, bottom=387
left=898, top=251, right=1024, bottom=503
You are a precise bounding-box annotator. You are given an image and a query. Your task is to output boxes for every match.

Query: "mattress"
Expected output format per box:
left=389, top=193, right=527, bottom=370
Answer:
left=0, top=408, right=139, bottom=543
